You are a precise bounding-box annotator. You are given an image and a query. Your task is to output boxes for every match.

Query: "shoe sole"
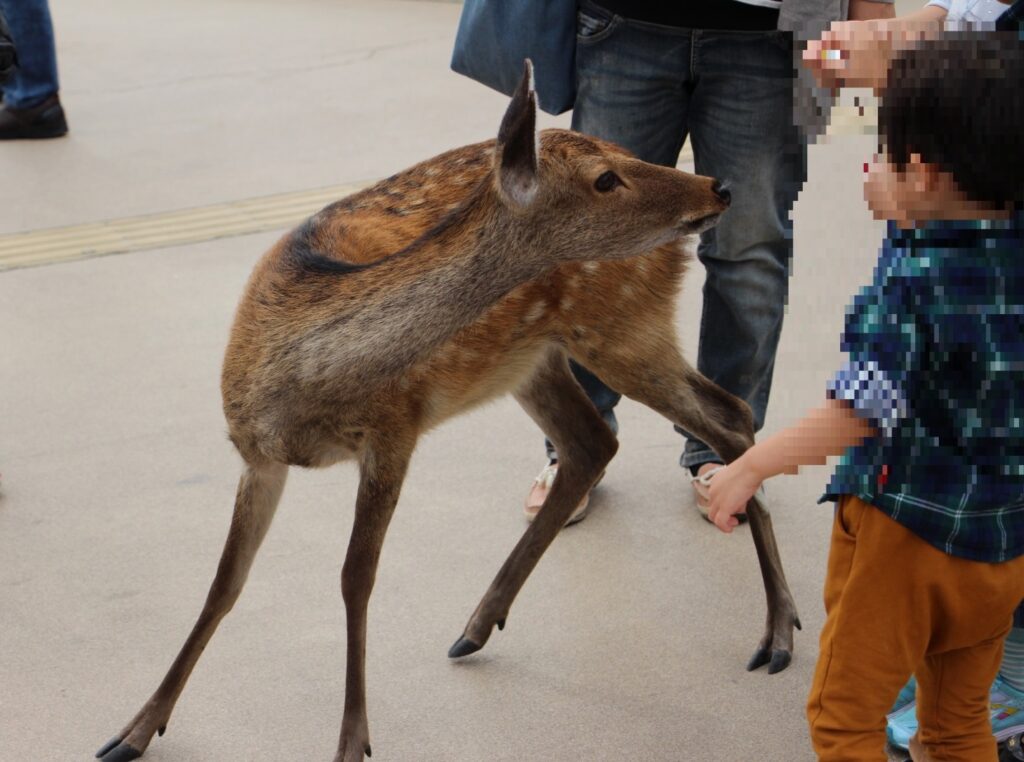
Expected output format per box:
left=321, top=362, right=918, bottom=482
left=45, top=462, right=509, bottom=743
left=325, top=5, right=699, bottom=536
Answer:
left=524, top=493, right=590, bottom=526
left=0, top=124, right=68, bottom=140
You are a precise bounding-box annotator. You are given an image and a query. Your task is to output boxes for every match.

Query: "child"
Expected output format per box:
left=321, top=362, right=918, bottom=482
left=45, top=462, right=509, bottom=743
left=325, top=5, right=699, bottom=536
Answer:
left=806, top=6, right=1024, bottom=756
left=707, top=36, right=1024, bottom=761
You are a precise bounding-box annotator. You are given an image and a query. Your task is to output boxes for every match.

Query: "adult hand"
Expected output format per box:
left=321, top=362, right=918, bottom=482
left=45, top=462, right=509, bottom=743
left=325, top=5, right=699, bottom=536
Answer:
left=802, top=19, right=895, bottom=93
left=802, top=7, right=947, bottom=94
left=706, top=460, right=763, bottom=534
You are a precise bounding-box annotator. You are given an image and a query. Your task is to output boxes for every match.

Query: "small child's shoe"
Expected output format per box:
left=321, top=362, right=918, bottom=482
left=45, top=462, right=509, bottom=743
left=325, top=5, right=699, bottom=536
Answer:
left=892, top=676, right=917, bottom=714
left=992, top=676, right=1024, bottom=743
left=885, top=676, right=919, bottom=750
left=886, top=697, right=919, bottom=750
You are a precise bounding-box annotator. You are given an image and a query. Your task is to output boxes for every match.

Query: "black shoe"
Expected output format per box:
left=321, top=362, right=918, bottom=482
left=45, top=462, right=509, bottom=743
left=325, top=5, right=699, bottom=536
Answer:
left=0, top=94, right=68, bottom=139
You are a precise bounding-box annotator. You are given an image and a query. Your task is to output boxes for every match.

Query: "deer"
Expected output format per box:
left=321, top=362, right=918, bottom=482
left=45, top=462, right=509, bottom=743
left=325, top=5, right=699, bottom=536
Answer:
left=95, top=62, right=800, bottom=762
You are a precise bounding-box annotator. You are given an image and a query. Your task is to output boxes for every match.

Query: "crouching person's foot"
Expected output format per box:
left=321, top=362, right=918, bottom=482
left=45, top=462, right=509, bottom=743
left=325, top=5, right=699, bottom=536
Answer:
left=524, top=462, right=598, bottom=526
left=0, top=94, right=68, bottom=140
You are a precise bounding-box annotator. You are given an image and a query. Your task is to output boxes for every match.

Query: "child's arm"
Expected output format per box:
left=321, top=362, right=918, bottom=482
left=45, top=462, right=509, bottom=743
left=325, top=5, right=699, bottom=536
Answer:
left=706, top=398, right=876, bottom=533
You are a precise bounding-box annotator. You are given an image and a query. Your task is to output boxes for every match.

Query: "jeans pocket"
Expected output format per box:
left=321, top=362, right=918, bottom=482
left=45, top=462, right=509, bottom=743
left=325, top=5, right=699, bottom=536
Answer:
left=577, top=5, right=620, bottom=44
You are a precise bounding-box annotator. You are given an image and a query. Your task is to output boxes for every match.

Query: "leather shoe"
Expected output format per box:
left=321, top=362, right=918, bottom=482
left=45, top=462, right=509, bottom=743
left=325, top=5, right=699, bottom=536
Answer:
left=0, top=94, right=68, bottom=140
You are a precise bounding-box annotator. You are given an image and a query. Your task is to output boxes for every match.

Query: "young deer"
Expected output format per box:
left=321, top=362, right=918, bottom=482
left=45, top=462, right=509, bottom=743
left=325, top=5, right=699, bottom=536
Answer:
left=97, top=63, right=799, bottom=762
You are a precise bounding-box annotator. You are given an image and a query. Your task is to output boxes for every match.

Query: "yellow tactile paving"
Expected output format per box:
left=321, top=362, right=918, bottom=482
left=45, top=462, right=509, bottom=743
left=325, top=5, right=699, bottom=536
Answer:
left=0, top=106, right=874, bottom=273
left=0, top=182, right=370, bottom=271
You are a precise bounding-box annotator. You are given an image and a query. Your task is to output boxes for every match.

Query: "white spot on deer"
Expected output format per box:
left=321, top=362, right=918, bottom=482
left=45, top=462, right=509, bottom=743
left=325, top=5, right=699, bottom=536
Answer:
left=524, top=300, right=547, bottom=324
left=582, top=261, right=600, bottom=274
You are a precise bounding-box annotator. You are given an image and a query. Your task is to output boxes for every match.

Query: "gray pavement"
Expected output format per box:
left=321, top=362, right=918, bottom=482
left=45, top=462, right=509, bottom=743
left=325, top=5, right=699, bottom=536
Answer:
left=2, top=2, right=898, bottom=760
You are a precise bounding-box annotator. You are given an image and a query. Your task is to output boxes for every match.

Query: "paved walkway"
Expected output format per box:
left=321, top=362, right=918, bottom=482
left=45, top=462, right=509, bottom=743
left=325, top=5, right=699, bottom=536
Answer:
left=2, top=2, right=904, bottom=760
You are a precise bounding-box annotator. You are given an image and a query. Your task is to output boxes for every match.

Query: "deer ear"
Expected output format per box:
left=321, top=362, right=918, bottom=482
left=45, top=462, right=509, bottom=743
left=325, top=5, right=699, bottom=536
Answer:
left=495, top=59, right=538, bottom=208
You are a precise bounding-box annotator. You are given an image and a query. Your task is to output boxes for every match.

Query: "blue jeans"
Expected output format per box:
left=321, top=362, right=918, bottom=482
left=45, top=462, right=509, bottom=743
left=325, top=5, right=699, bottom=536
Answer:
left=546, top=1, right=806, bottom=471
left=0, top=0, right=59, bottom=109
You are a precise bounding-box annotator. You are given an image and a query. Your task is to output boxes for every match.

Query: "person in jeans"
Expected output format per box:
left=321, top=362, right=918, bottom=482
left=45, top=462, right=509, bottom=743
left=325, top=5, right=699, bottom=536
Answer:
left=0, top=11, right=15, bottom=84
left=524, top=0, right=895, bottom=524
left=0, top=0, right=67, bottom=139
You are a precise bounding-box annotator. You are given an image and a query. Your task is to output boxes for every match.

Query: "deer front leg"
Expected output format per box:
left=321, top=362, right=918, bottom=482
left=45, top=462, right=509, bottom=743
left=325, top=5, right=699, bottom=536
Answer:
left=97, top=462, right=288, bottom=762
left=583, top=336, right=800, bottom=674
left=743, top=496, right=802, bottom=672
left=448, top=348, right=617, bottom=658
left=334, top=433, right=413, bottom=762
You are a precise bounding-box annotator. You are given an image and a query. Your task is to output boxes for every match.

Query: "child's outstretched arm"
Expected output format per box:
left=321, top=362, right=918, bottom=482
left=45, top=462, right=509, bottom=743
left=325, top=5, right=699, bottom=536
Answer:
left=706, top=398, right=875, bottom=533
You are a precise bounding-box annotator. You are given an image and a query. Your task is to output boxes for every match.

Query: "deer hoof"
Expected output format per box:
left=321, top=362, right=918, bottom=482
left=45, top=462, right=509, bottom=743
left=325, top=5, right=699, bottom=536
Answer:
left=95, top=737, right=142, bottom=761
left=746, top=646, right=771, bottom=672
left=447, top=636, right=482, bottom=659
left=746, top=646, right=792, bottom=674
left=767, top=649, right=792, bottom=674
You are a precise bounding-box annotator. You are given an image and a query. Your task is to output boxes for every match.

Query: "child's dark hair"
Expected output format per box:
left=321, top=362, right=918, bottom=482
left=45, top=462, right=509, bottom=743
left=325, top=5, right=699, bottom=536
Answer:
left=880, top=34, right=1024, bottom=212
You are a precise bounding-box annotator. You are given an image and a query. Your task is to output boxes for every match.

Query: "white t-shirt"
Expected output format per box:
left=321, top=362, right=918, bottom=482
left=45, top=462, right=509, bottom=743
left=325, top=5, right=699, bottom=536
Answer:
left=926, top=0, right=1010, bottom=29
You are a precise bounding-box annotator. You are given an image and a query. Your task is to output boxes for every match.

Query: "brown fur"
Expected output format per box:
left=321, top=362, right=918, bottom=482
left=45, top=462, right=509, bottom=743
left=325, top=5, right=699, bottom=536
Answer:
left=99, top=66, right=798, bottom=762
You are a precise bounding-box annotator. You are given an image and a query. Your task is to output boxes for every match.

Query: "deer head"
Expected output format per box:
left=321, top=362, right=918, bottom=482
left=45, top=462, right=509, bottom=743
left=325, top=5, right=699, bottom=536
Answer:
left=490, top=60, right=731, bottom=264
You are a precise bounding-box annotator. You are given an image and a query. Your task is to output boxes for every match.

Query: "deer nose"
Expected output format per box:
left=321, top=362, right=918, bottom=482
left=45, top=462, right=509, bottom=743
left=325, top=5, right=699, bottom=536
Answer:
left=712, top=180, right=731, bottom=206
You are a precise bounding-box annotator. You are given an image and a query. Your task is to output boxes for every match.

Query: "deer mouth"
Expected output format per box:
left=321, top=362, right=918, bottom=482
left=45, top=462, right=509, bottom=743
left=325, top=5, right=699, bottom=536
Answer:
left=679, top=212, right=722, bottom=236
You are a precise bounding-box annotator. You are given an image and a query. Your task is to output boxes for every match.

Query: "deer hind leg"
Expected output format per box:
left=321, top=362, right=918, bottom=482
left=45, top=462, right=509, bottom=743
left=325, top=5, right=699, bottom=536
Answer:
left=96, top=461, right=288, bottom=762
left=334, top=431, right=414, bottom=762
left=448, top=347, right=617, bottom=659
left=580, top=332, right=801, bottom=675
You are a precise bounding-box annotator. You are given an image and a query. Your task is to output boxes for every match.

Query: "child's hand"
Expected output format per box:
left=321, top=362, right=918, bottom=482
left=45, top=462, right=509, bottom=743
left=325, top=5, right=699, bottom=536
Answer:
left=706, top=459, right=764, bottom=534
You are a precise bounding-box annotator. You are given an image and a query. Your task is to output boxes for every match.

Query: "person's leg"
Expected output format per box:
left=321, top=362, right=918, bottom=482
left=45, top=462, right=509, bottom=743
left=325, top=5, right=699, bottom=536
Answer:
left=888, top=602, right=1024, bottom=754
left=912, top=595, right=1024, bottom=761
left=807, top=495, right=1024, bottom=761
left=0, top=0, right=58, bottom=108
left=536, top=2, right=692, bottom=464
left=807, top=497, right=923, bottom=760
left=999, top=603, right=1024, bottom=692
left=0, top=0, right=66, bottom=140
left=680, top=30, right=805, bottom=475
left=914, top=636, right=1008, bottom=762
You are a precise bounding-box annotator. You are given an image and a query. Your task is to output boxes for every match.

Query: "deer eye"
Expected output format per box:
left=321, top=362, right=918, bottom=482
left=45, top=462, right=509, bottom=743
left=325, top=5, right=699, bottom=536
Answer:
left=594, top=170, right=621, bottom=192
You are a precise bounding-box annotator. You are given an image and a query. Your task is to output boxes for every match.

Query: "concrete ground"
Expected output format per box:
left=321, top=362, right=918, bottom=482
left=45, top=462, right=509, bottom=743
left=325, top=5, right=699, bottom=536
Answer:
left=1, top=1, right=911, bottom=760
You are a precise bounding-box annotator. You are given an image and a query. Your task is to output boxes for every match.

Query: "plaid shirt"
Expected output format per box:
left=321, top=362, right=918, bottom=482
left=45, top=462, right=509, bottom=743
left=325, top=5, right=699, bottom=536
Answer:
left=821, top=215, right=1024, bottom=563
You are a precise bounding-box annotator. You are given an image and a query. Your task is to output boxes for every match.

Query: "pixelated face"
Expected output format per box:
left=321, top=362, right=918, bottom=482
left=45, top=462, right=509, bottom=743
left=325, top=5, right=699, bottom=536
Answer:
left=863, top=150, right=947, bottom=227
left=863, top=151, right=906, bottom=222
left=864, top=147, right=1014, bottom=227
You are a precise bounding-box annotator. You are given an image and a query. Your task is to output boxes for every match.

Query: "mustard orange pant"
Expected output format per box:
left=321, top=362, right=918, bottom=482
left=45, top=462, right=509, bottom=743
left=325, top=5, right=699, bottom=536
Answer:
left=806, top=495, right=1024, bottom=761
